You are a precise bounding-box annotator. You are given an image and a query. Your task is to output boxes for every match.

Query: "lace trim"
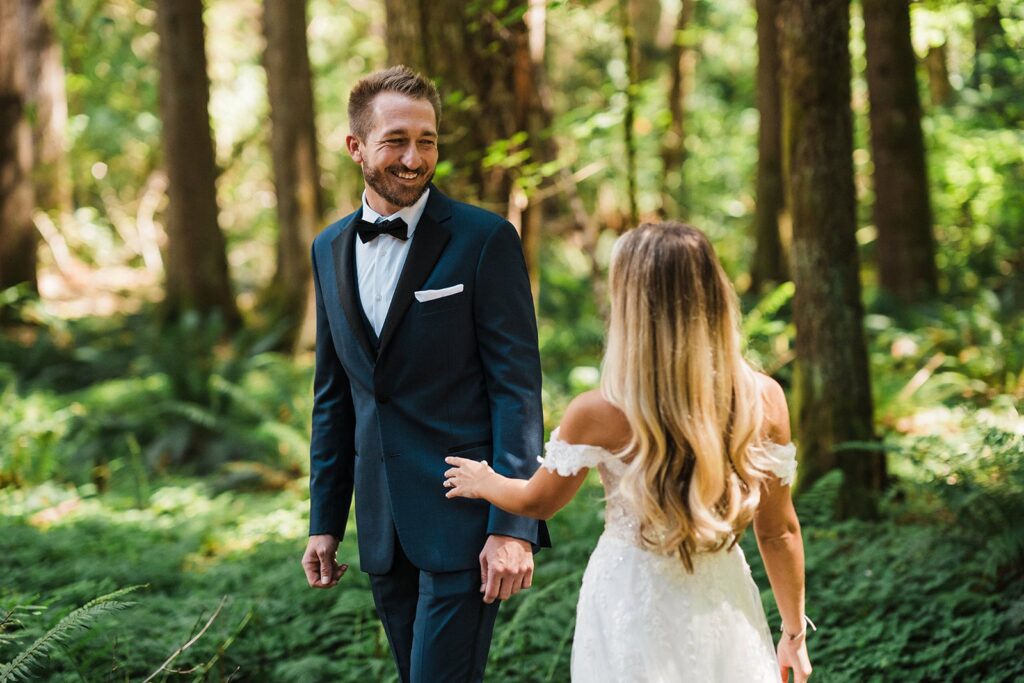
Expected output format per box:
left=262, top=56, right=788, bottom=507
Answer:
left=537, top=430, right=797, bottom=485
left=536, top=428, right=611, bottom=476
left=764, top=442, right=797, bottom=486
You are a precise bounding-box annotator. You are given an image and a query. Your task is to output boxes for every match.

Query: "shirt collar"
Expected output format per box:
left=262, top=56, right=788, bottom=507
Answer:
left=360, top=188, right=431, bottom=240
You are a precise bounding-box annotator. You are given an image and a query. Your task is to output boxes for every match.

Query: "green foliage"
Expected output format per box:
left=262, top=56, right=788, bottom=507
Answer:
left=896, top=409, right=1024, bottom=585
left=864, top=292, right=1023, bottom=423
left=0, top=311, right=311, bottom=488
left=742, top=280, right=796, bottom=381
left=57, top=2, right=160, bottom=231
left=926, top=114, right=1024, bottom=303
left=537, top=237, right=608, bottom=427
left=743, top=419, right=1024, bottom=681
left=3, top=422, right=1023, bottom=680
left=0, top=586, right=141, bottom=682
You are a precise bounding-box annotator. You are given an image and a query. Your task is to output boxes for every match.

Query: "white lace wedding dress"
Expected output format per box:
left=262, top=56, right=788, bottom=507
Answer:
left=539, top=429, right=798, bottom=683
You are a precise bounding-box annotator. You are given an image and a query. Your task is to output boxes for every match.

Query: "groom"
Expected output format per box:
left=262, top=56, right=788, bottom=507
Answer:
left=301, top=65, right=548, bottom=682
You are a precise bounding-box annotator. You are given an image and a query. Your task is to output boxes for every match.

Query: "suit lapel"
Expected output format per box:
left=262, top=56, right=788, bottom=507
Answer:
left=331, top=212, right=377, bottom=363
left=377, top=190, right=452, bottom=357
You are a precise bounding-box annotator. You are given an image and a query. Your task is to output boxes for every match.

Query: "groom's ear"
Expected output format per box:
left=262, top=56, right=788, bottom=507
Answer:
left=346, top=135, right=363, bottom=164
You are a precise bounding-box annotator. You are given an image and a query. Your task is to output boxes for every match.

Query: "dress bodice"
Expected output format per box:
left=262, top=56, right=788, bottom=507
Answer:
left=538, top=429, right=798, bottom=548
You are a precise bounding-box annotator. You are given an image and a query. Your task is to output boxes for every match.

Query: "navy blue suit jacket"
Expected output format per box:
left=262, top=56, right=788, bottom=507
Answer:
left=308, top=187, right=550, bottom=574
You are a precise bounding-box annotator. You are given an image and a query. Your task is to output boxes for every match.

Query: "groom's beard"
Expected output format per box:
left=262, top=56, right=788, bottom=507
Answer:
left=363, top=164, right=435, bottom=209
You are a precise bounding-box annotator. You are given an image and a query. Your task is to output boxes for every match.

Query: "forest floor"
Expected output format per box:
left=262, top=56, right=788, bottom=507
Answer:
left=2, top=451, right=1022, bottom=682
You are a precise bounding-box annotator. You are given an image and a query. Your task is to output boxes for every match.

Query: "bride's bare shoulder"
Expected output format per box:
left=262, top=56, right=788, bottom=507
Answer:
left=557, top=389, right=631, bottom=452
left=753, top=372, right=792, bottom=444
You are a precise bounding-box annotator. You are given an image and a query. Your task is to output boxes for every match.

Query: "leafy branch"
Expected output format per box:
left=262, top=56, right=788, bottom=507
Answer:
left=0, top=585, right=144, bottom=683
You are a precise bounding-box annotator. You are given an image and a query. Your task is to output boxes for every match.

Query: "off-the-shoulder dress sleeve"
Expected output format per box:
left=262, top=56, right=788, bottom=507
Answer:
left=764, top=442, right=797, bottom=486
left=536, top=428, right=612, bottom=477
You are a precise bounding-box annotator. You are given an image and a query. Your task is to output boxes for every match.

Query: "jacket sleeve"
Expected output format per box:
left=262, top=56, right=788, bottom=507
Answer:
left=308, top=241, right=356, bottom=539
left=473, top=221, right=549, bottom=546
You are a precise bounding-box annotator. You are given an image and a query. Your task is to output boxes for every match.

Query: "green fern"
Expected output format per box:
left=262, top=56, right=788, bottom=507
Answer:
left=0, top=585, right=143, bottom=682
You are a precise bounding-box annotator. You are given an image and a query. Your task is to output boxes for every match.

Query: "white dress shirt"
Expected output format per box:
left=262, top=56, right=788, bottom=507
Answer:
left=356, top=188, right=431, bottom=336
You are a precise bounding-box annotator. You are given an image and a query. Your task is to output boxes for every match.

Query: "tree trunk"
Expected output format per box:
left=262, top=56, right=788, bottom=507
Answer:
left=750, top=0, right=787, bottom=291
left=924, top=42, right=952, bottom=107
left=383, top=0, right=551, bottom=293
left=863, top=0, right=937, bottom=303
left=19, top=0, right=71, bottom=216
left=263, top=0, right=322, bottom=351
left=0, top=0, right=37, bottom=294
left=516, top=0, right=550, bottom=303
left=972, top=4, right=1004, bottom=91
left=619, top=0, right=639, bottom=228
left=155, top=0, right=238, bottom=324
left=660, top=0, right=696, bottom=219
left=780, top=0, right=885, bottom=519
left=628, top=0, right=665, bottom=80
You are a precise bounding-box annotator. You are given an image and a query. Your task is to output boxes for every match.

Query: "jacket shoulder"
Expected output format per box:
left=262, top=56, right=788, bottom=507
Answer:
left=312, top=212, right=357, bottom=252
left=445, top=197, right=509, bottom=236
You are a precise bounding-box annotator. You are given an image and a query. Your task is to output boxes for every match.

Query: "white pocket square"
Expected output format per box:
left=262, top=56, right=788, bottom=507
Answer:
left=414, top=284, right=464, bottom=303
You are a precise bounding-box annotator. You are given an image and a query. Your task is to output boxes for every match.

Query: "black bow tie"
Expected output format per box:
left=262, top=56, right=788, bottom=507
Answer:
left=356, top=217, right=409, bottom=243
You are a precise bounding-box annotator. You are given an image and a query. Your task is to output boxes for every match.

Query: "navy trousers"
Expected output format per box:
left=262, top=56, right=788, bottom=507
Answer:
left=369, top=535, right=501, bottom=683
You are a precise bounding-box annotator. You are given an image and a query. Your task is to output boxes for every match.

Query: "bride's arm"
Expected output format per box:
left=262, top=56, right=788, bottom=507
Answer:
left=755, top=477, right=807, bottom=633
left=443, top=460, right=587, bottom=520
left=444, top=390, right=620, bottom=519
left=752, top=376, right=812, bottom=681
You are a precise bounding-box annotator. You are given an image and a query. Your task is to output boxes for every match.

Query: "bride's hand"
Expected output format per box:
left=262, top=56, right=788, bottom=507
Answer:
left=443, top=457, right=494, bottom=499
left=776, top=636, right=811, bottom=682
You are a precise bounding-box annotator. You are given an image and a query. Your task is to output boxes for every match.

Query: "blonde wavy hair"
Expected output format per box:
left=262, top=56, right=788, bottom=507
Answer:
left=601, top=222, right=774, bottom=571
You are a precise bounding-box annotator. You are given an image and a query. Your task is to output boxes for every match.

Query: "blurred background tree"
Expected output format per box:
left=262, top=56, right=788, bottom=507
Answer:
left=864, top=0, right=938, bottom=303
left=0, top=0, right=38, bottom=294
left=262, top=0, right=322, bottom=350
left=155, top=0, right=238, bottom=325
left=780, top=0, right=884, bottom=517
left=750, top=0, right=787, bottom=291
left=21, top=0, right=72, bottom=218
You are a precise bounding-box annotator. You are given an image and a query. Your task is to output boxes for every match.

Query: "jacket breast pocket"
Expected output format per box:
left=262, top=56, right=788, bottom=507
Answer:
left=417, top=294, right=462, bottom=316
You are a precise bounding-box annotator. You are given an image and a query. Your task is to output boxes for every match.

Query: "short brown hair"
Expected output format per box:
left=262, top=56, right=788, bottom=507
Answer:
left=348, top=65, right=442, bottom=140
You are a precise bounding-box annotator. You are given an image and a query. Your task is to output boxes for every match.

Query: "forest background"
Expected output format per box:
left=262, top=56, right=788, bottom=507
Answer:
left=0, top=0, right=1022, bottom=680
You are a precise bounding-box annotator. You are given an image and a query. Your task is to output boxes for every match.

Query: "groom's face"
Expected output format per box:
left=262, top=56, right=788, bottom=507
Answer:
left=347, top=92, right=438, bottom=216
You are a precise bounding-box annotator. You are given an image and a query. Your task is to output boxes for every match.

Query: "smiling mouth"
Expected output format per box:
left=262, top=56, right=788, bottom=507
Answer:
left=391, top=169, right=421, bottom=180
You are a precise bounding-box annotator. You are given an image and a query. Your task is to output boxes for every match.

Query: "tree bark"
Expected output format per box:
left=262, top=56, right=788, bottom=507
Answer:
left=780, top=0, right=885, bottom=519
left=863, top=0, right=937, bottom=302
left=924, top=42, right=952, bottom=107
left=19, top=0, right=71, bottom=216
left=972, top=4, right=1005, bottom=90
left=263, top=0, right=322, bottom=351
left=383, top=0, right=551, bottom=294
left=155, top=0, right=238, bottom=324
left=0, top=0, right=37, bottom=294
left=619, top=0, right=639, bottom=228
left=628, top=0, right=665, bottom=80
left=750, top=0, right=787, bottom=291
left=660, top=0, right=696, bottom=219
left=516, top=0, right=550, bottom=302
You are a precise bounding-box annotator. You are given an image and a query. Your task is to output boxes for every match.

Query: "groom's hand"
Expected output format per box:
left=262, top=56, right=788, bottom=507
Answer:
left=302, top=534, right=347, bottom=589
left=480, top=535, right=533, bottom=604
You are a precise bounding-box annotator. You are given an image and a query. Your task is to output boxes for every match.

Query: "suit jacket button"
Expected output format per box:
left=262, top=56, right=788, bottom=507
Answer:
left=376, top=394, right=390, bottom=404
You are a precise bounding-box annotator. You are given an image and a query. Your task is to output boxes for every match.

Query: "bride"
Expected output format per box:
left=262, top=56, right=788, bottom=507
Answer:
left=443, top=222, right=813, bottom=682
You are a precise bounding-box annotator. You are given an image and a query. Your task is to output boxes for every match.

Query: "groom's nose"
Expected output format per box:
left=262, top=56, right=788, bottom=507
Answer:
left=401, top=144, right=422, bottom=170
